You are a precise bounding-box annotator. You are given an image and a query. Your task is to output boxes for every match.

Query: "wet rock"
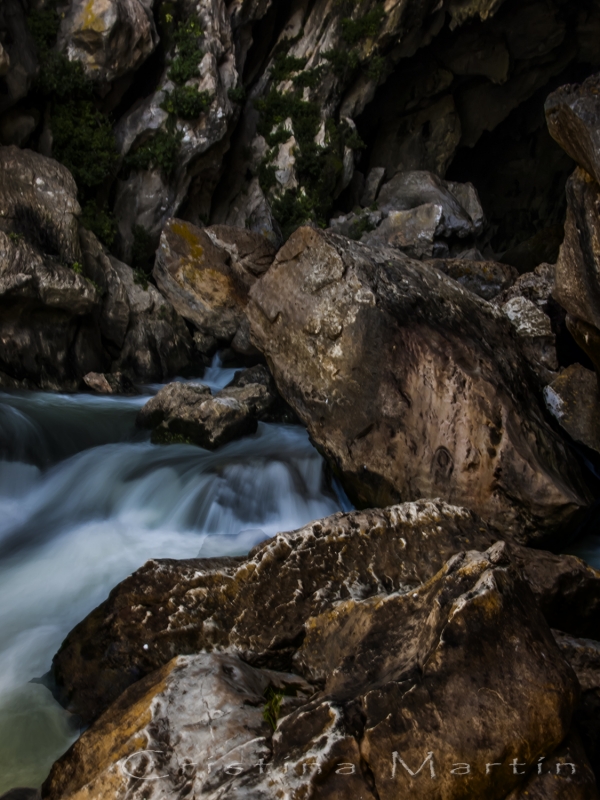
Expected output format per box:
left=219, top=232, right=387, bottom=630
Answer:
left=109, top=255, right=194, bottom=382
left=503, top=295, right=558, bottom=384
left=57, top=0, right=158, bottom=84
left=429, top=256, right=517, bottom=300
left=153, top=219, right=275, bottom=346
left=83, top=371, right=136, bottom=395
left=43, top=653, right=313, bottom=800
left=0, top=146, right=82, bottom=265
left=137, top=373, right=275, bottom=448
left=247, top=227, right=591, bottom=541
left=50, top=500, right=600, bottom=725
left=544, top=364, right=600, bottom=454
left=546, top=74, right=600, bottom=188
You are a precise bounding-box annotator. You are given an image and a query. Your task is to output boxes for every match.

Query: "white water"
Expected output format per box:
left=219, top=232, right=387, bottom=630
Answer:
left=0, top=366, right=347, bottom=792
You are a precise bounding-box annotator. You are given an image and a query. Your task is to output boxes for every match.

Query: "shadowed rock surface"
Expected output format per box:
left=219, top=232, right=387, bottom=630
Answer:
left=247, top=226, right=592, bottom=540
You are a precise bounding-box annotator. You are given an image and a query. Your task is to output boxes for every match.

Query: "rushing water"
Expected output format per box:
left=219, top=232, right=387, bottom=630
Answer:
left=0, top=364, right=347, bottom=793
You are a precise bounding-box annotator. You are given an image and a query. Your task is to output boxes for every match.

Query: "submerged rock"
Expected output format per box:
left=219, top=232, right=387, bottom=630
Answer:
left=45, top=539, right=584, bottom=800
left=50, top=500, right=600, bottom=726
left=247, top=226, right=591, bottom=541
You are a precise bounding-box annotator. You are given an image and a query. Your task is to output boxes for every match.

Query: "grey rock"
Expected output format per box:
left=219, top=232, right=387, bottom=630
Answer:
left=503, top=295, right=558, bottom=385
left=429, top=256, right=517, bottom=300
left=360, top=166, right=386, bottom=207
left=495, top=262, right=556, bottom=310
left=544, top=364, right=600, bottom=454
left=362, top=203, right=443, bottom=259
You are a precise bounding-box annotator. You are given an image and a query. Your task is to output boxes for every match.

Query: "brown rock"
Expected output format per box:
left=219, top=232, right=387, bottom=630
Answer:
left=362, top=203, right=443, bottom=259
left=544, top=364, right=600, bottom=454
left=247, top=226, right=592, bottom=541
left=546, top=74, right=600, bottom=188
left=50, top=501, right=600, bottom=726
left=83, top=372, right=136, bottom=395
left=429, top=256, right=517, bottom=300
left=502, top=295, right=558, bottom=385
left=494, top=262, right=555, bottom=310
left=153, top=219, right=276, bottom=345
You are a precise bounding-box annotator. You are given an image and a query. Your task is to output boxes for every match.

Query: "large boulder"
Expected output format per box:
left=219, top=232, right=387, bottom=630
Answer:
left=44, top=540, right=586, bottom=800
left=50, top=501, right=600, bottom=725
left=246, top=226, right=591, bottom=541
left=153, top=219, right=276, bottom=346
left=57, top=0, right=159, bottom=84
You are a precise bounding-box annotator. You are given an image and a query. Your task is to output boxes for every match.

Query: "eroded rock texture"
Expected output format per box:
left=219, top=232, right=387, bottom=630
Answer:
left=247, top=226, right=591, bottom=539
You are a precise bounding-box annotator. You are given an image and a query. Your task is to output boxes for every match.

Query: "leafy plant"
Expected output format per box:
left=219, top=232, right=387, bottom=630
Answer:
left=27, top=6, right=60, bottom=53
left=271, top=189, right=316, bottom=241
left=81, top=202, right=117, bottom=248
left=71, top=261, right=83, bottom=274
left=271, top=54, right=307, bottom=83
left=168, top=16, right=204, bottom=85
left=52, top=102, right=119, bottom=189
left=263, top=688, right=284, bottom=731
left=162, top=85, right=212, bottom=119
left=228, top=86, right=246, bottom=104
left=125, top=130, right=183, bottom=176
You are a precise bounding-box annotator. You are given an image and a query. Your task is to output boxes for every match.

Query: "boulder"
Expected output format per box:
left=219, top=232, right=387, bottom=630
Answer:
left=42, top=653, right=313, bottom=800
left=153, top=219, right=276, bottom=345
left=247, top=226, right=591, bottom=540
left=50, top=501, right=600, bottom=725
left=428, top=256, right=517, bottom=300
left=136, top=370, right=276, bottom=448
left=544, top=364, right=600, bottom=454
left=502, top=295, right=558, bottom=385
left=546, top=74, right=600, bottom=188
left=57, top=0, right=159, bottom=83
left=83, top=371, right=137, bottom=395
left=361, top=166, right=386, bottom=207
left=362, top=203, right=444, bottom=259
left=108, top=255, right=194, bottom=383
left=495, top=262, right=555, bottom=310
left=47, top=540, right=585, bottom=800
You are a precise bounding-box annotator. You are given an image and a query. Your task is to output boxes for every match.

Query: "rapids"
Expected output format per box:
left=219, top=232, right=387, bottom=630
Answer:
left=0, top=361, right=347, bottom=792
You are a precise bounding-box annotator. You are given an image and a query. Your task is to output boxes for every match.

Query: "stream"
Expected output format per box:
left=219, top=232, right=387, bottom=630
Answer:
left=0, top=361, right=347, bottom=793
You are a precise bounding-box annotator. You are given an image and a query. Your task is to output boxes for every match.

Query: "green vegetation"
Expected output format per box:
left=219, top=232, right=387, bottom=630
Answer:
left=340, top=5, right=385, bottom=44
left=168, top=16, right=204, bottom=85
left=80, top=202, right=117, bottom=248
left=161, top=85, right=212, bottom=119
left=71, top=261, right=83, bottom=274
left=7, top=232, right=24, bottom=243
left=125, top=130, right=183, bottom=177
left=52, top=102, right=118, bottom=189
left=263, top=688, right=284, bottom=731
left=228, top=86, right=246, bottom=104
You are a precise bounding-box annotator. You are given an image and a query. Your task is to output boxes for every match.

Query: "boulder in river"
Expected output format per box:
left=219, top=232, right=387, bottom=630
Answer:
left=247, top=226, right=592, bottom=541
left=49, top=501, right=600, bottom=726
left=44, top=540, right=584, bottom=800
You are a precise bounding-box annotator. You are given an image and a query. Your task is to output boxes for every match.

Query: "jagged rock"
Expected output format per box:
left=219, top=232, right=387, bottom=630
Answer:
left=544, top=364, right=600, bottom=454
left=136, top=371, right=275, bottom=448
left=112, top=0, right=242, bottom=255
left=361, top=166, right=386, bottom=207
left=153, top=219, right=275, bottom=346
left=554, top=632, right=600, bottom=783
left=0, top=230, right=105, bottom=390
left=362, top=204, right=444, bottom=259
left=45, top=540, right=586, bottom=800
left=247, top=226, right=591, bottom=540
left=50, top=500, right=600, bottom=725
left=546, top=74, right=600, bottom=188
left=108, top=255, right=194, bottom=382
left=42, top=652, right=313, bottom=800
left=0, top=146, right=82, bottom=264
left=553, top=167, right=600, bottom=375
left=503, top=295, right=558, bottom=384
left=376, top=170, right=481, bottom=238
left=57, top=0, right=159, bottom=83
left=495, top=261, right=555, bottom=309
left=83, top=371, right=136, bottom=395
left=428, top=256, right=517, bottom=300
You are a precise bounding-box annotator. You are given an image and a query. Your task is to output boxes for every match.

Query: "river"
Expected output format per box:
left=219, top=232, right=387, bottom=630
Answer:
left=0, top=360, right=348, bottom=793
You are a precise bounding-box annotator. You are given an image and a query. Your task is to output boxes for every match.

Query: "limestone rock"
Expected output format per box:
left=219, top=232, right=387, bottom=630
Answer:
left=429, top=256, right=517, bottom=300
left=544, top=365, right=600, bottom=454
left=503, top=295, right=558, bottom=384
left=0, top=146, right=81, bottom=265
left=109, top=255, right=194, bottom=382
left=57, top=0, right=159, bottom=83
left=546, top=74, right=600, bottom=187
left=153, top=219, right=275, bottom=345
left=136, top=373, right=275, bottom=448
left=362, top=204, right=443, bottom=259
left=361, top=167, right=386, bottom=207
left=42, top=653, right=313, bottom=800
left=247, top=227, right=591, bottom=540
left=50, top=501, right=600, bottom=725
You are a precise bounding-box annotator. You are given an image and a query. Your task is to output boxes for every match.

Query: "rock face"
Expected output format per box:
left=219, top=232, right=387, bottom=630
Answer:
left=57, top=0, right=159, bottom=83
left=45, top=538, right=586, bottom=800
left=50, top=501, right=600, bottom=727
left=247, top=226, right=591, bottom=540
left=153, top=219, right=276, bottom=346
left=544, top=365, right=600, bottom=455
left=136, top=368, right=275, bottom=448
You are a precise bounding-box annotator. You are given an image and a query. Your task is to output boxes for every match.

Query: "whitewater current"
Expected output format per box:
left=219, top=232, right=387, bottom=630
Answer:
left=0, top=361, right=348, bottom=792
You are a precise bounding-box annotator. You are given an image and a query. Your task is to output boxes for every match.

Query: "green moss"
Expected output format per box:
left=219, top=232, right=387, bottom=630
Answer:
left=340, top=5, right=385, bottom=44
left=80, top=202, right=117, bottom=248
left=162, top=85, right=212, bottom=119
left=52, top=101, right=118, bottom=189
left=152, top=427, right=193, bottom=445
left=125, top=130, right=182, bottom=176
left=168, top=15, right=204, bottom=85
left=322, top=48, right=360, bottom=79
left=263, top=688, right=284, bottom=731
left=265, top=126, right=293, bottom=148
left=71, top=261, right=83, bottom=274
left=228, top=86, right=246, bottom=104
